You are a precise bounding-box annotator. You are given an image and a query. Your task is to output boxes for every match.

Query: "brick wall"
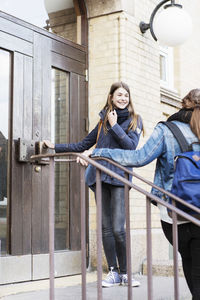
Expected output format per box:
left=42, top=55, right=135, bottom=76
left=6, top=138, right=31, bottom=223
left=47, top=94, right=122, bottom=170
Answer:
left=87, top=0, right=200, bottom=271
left=46, top=0, right=200, bottom=272
left=48, top=8, right=77, bottom=43
left=88, top=7, right=164, bottom=270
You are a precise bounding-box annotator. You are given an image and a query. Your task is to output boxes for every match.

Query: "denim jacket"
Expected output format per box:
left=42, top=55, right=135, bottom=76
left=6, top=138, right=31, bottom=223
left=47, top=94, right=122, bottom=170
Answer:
left=55, top=110, right=143, bottom=187
left=92, top=121, right=200, bottom=222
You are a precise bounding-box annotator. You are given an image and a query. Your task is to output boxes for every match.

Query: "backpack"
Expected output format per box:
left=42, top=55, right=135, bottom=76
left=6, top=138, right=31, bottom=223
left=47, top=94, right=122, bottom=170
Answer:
left=162, top=122, right=200, bottom=217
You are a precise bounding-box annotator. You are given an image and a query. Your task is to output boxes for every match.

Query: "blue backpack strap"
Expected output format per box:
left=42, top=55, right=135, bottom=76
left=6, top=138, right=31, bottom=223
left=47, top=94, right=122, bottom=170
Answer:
left=160, top=121, right=190, bottom=152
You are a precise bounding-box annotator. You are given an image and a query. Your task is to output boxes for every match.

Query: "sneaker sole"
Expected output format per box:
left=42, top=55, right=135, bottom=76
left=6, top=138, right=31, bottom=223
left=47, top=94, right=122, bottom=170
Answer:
left=121, top=282, right=140, bottom=287
left=102, top=282, right=121, bottom=288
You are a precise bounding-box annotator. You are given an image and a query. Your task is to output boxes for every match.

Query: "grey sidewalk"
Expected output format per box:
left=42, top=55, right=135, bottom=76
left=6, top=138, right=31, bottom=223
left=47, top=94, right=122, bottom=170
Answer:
left=0, top=273, right=192, bottom=300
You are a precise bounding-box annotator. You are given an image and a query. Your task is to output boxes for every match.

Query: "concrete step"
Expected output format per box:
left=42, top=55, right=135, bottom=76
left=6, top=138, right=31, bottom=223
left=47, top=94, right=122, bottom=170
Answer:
left=143, top=259, right=184, bottom=277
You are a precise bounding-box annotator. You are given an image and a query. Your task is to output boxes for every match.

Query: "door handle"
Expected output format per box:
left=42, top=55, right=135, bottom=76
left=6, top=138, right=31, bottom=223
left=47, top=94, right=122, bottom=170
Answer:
left=18, top=138, right=35, bottom=162
left=17, top=139, right=51, bottom=164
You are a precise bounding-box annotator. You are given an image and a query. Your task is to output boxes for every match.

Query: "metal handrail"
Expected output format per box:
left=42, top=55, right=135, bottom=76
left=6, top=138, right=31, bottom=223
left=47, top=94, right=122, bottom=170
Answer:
left=31, top=152, right=200, bottom=300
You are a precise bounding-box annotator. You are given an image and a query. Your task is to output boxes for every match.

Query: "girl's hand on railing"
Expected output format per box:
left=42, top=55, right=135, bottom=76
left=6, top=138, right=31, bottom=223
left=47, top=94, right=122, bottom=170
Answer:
left=76, top=149, right=93, bottom=166
left=42, top=140, right=55, bottom=149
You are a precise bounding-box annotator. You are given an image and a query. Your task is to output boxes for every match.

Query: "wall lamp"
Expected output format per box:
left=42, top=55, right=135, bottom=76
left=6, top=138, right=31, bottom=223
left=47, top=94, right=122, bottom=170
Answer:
left=139, top=0, right=193, bottom=46
left=44, top=0, right=74, bottom=14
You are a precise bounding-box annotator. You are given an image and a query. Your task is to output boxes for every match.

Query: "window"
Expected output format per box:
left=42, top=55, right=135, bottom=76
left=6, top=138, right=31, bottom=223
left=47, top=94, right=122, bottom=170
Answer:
left=160, top=46, right=174, bottom=90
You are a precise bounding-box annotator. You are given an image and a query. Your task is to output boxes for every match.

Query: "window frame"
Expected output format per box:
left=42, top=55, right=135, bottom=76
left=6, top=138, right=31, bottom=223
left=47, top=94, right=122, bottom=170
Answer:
left=159, top=46, right=174, bottom=90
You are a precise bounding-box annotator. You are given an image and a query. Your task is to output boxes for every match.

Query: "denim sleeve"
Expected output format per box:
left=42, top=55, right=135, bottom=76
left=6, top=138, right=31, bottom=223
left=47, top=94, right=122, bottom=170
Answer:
left=92, top=125, right=165, bottom=167
left=55, top=124, right=98, bottom=153
left=109, top=116, right=143, bottom=150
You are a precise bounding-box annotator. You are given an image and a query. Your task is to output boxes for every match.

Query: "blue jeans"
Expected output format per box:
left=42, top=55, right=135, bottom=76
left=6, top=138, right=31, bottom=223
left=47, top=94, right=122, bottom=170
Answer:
left=161, top=221, right=200, bottom=300
left=97, top=183, right=127, bottom=274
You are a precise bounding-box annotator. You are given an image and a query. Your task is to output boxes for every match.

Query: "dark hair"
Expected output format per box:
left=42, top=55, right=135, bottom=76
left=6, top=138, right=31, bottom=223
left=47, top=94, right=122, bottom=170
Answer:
left=102, top=81, right=143, bottom=134
left=182, top=88, right=200, bottom=140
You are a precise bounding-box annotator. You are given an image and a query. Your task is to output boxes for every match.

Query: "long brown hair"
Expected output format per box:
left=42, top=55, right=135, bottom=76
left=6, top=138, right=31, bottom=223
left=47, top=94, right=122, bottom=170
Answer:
left=182, top=88, right=200, bottom=140
left=102, top=81, right=143, bottom=134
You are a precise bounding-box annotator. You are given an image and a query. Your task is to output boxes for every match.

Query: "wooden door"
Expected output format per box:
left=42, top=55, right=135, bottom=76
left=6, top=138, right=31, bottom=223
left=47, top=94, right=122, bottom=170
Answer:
left=0, top=11, right=87, bottom=282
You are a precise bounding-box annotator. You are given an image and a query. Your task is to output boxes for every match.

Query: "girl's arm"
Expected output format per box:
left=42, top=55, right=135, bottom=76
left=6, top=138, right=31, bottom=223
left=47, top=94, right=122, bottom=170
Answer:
left=44, top=123, right=99, bottom=153
left=92, top=125, right=165, bottom=167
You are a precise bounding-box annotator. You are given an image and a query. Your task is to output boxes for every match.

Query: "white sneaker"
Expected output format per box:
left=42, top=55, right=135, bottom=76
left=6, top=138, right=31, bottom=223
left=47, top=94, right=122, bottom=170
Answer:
left=102, top=267, right=121, bottom=288
left=120, top=274, right=140, bottom=287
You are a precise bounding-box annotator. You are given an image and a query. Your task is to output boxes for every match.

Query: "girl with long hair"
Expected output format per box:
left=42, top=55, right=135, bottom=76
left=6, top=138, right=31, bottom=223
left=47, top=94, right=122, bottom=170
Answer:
left=44, top=81, right=144, bottom=287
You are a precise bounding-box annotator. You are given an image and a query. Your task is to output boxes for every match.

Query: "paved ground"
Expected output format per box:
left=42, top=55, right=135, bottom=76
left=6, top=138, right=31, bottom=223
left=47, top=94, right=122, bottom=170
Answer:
left=0, top=273, right=192, bottom=300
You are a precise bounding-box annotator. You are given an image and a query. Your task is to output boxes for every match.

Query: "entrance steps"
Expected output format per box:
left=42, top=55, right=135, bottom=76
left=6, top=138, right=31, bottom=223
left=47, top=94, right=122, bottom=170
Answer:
left=0, top=272, right=191, bottom=300
left=142, top=259, right=184, bottom=277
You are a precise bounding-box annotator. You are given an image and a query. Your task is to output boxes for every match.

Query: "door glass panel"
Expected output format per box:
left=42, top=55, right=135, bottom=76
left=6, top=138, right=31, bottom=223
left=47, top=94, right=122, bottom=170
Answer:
left=51, top=68, right=70, bottom=251
left=0, top=50, right=11, bottom=255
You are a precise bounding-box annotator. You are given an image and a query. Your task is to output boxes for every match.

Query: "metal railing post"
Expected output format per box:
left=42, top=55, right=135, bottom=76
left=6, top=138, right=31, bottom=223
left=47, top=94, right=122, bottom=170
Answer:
left=124, top=173, right=132, bottom=300
left=172, top=200, right=179, bottom=300
left=96, top=169, right=103, bottom=300
left=146, top=198, right=153, bottom=300
left=80, top=165, right=87, bottom=300
left=49, top=157, right=55, bottom=300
